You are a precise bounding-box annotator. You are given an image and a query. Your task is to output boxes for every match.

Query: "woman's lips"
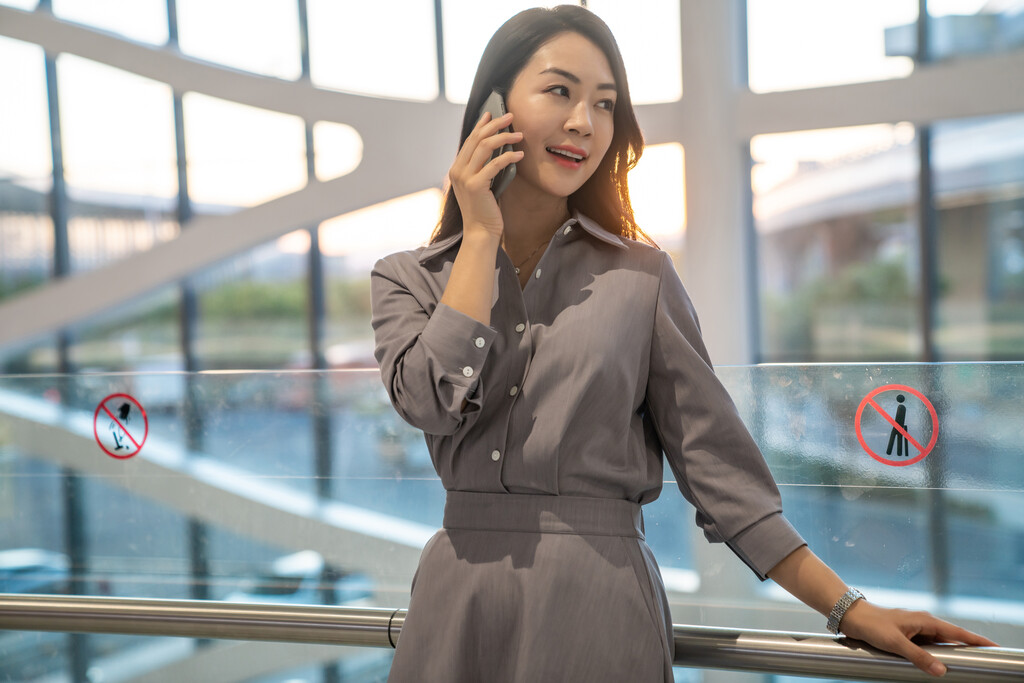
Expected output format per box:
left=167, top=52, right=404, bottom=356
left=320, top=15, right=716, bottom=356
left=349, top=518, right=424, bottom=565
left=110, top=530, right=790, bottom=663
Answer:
left=546, top=146, right=587, bottom=169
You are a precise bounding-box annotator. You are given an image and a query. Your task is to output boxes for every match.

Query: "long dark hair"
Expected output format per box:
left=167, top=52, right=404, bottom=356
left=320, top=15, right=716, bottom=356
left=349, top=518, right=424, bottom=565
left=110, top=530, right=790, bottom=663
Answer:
left=430, top=5, right=654, bottom=246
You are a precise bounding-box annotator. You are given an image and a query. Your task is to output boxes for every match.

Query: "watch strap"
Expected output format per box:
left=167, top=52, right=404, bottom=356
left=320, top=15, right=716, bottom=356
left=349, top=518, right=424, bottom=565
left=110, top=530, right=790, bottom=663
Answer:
left=826, top=588, right=865, bottom=635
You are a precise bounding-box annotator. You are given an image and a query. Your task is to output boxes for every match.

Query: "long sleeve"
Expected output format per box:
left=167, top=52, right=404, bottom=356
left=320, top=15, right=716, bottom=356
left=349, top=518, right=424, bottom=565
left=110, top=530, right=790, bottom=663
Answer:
left=645, top=252, right=805, bottom=579
left=371, top=254, right=498, bottom=436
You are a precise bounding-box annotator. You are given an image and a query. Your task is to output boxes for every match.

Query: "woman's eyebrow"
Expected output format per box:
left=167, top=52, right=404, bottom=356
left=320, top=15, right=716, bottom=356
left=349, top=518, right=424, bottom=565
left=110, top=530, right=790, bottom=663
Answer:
left=539, top=67, right=617, bottom=92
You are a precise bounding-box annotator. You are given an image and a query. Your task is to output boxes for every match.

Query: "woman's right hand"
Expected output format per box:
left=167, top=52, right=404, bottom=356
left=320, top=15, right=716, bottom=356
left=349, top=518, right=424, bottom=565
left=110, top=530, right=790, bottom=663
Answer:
left=447, top=111, right=524, bottom=239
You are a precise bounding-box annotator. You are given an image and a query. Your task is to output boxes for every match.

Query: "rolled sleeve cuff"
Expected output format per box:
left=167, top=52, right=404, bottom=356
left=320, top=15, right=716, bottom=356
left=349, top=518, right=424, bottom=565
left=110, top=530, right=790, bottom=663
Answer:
left=728, top=513, right=807, bottom=581
left=419, top=302, right=498, bottom=389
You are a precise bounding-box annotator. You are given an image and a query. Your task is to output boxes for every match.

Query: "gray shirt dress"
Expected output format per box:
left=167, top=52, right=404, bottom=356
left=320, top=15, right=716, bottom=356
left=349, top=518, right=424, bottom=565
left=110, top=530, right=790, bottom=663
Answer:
left=370, top=212, right=807, bottom=682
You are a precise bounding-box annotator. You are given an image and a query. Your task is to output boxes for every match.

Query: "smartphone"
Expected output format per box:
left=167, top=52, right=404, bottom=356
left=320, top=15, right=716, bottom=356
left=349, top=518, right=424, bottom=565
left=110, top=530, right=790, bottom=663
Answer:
left=479, top=90, right=516, bottom=199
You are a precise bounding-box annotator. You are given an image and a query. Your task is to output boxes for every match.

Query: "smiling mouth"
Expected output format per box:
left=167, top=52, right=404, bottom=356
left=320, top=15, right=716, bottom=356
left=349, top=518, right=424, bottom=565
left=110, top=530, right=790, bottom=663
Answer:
left=546, top=147, right=586, bottom=162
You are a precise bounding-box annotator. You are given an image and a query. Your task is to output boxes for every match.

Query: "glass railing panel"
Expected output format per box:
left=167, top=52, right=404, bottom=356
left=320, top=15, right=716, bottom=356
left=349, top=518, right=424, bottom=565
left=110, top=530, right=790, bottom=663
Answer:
left=2, top=364, right=1023, bottom=682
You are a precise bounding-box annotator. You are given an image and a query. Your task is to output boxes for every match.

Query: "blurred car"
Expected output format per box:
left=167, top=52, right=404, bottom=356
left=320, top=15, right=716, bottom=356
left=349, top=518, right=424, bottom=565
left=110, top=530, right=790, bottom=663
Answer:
left=224, top=550, right=373, bottom=606
left=0, top=548, right=70, bottom=595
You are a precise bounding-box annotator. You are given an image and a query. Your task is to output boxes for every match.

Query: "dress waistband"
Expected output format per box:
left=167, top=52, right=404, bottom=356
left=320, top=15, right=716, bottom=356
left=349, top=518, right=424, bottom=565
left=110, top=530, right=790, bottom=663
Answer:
left=443, top=491, right=644, bottom=539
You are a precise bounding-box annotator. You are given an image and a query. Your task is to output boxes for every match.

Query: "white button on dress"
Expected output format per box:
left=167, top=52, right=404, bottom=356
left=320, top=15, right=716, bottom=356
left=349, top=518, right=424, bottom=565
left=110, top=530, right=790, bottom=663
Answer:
left=462, top=366, right=474, bottom=378
left=490, top=450, right=501, bottom=461
left=474, top=337, right=485, bottom=348
left=515, top=323, right=526, bottom=333
left=509, top=385, right=519, bottom=396
left=563, top=225, right=573, bottom=235
left=535, top=269, right=542, bottom=279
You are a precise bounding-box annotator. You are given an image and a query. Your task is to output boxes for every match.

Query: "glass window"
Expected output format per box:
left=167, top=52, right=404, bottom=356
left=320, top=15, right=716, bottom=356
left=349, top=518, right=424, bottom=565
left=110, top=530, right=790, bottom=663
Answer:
left=320, top=189, right=442, bottom=370
left=442, top=1, right=680, bottom=103
left=440, top=0, right=552, bottom=103
left=628, top=142, right=685, bottom=258
left=0, top=0, right=38, bottom=9
left=312, top=121, right=362, bottom=182
left=183, top=93, right=307, bottom=211
left=933, top=114, right=1024, bottom=359
left=68, top=285, right=182, bottom=373
left=746, top=0, right=917, bottom=93
left=752, top=123, right=921, bottom=361
left=194, top=234, right=308, bottom=370
left=587, top=0, right=682, bottom=103
left=175, top=0, right=301, bottom=80
left=52, top=0, right=168, bottom=46
left=181, top=93, right=306, bottom=211
left=0, top=37, right=52, bottom=303
left=56, top=55, right=179, bottom=273
left=0, top=339, right=58, bottom=374
left=926, top=0, right=1024, bottom=61
left=308, top=0, right=438, bottom=101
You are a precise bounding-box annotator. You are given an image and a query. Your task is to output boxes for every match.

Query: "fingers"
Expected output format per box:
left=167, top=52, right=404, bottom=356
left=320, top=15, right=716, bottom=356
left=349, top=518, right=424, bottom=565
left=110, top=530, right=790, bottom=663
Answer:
left=918, top=617, right=1000, bottom=648
left=850, top=607, right=999, bottom=678
left=449, top=112, right=523, bottom=198
left=888, top=636, right=948, bottom=677
left=891, top=613, right=1000, bottom=677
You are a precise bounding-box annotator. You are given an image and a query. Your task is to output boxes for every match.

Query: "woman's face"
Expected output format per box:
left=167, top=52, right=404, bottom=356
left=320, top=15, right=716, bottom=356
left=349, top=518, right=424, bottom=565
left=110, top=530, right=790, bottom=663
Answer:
left=503, top=32, right=617, bottom=202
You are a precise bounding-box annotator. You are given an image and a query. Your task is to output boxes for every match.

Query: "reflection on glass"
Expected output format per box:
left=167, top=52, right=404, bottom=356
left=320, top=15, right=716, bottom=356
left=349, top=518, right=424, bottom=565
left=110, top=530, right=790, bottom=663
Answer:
left=175, top=0, right=301, bottom=79
left=68, top=285, right=182, bottom=373
left=587, top=0, right=682, bottom=103
left=308, top=0, right=438, bottom=101
left=752, top=124, right=921, bottom=361
left=52, top=0, right=168, bottom=46
left=934, top=115, right=1024, bottom=359
left=194, top=235, right=308, bottom=369
left=183, top=93, right=307, bottom=210
left=0, top=0, right=38, bottom=9
left=56, top=55, right=179, bottom=273
left=0, top=37, right=52, bottom=304
left=320, top=189, right=443, bottom=368
left=746, top=0, right=917, bottom=93
left=81, top=477, right=188, bottom=599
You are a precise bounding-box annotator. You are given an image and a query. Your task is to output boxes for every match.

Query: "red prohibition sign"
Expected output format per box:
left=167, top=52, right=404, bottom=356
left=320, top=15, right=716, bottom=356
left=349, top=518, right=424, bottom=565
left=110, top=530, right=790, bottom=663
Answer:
left=855, top=384, right=938, bottom=467
left=93, top=393, right=148, bottom=459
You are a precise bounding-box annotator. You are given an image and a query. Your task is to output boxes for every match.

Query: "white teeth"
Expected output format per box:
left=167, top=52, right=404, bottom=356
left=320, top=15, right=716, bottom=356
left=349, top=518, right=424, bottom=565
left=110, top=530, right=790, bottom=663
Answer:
left=547, top=147, right=584, bottom=161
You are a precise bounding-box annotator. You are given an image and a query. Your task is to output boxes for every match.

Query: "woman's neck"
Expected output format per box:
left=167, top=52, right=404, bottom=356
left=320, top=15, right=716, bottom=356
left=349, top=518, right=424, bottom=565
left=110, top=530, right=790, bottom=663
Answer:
left=498, top=186, right=570, bottom=254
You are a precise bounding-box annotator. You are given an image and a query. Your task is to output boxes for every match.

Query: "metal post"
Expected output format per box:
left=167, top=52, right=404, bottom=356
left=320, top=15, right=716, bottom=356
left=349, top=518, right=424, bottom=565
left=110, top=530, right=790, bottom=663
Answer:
left=297, top=2, right=340, bottom=679
left=434, top=0, right=446, bottom=99
left=43, top=20, right=91, bottom=680
left=914, top=0, right=950, bottom=599
left=168, top=0, right=212, bottom=621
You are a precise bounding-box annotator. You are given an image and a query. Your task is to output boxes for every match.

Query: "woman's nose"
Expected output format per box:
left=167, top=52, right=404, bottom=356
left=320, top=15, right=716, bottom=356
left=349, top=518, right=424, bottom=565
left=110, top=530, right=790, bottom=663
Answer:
left=565, top=102, right=593, bottom=136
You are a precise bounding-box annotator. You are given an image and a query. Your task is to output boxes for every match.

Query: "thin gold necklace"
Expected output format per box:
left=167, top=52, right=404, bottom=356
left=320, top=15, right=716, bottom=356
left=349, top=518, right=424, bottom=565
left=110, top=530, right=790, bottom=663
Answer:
left=509, top=237, right=552, bottom=274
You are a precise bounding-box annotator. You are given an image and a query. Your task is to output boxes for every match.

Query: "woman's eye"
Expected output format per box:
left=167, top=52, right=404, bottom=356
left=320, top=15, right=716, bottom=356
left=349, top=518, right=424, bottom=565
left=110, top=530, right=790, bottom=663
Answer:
left=548, top=85, right=570, bottom=97
left=598, top=99, right=615, bottom=111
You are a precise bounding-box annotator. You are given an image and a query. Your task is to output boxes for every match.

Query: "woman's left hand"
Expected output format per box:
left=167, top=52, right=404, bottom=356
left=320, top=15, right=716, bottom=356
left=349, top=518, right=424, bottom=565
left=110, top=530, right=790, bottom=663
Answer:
left=837, top=598, right=999, bottom=677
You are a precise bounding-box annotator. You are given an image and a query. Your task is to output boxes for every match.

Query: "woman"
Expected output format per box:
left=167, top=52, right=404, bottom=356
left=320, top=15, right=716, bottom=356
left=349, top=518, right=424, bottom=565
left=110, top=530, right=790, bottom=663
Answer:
left=370, top=5, right=994, bottom=681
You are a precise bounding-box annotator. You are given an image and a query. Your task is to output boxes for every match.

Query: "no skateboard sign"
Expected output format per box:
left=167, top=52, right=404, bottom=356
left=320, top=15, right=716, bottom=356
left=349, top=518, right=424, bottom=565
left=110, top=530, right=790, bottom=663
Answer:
left=93, top=393, right=148, bottom=459
left=855, top=384, right=938, bottom=467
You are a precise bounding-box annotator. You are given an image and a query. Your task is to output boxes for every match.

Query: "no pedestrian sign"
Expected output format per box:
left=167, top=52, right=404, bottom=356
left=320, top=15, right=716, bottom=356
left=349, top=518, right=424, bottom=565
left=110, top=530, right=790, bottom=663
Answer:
left=93, top=393, right=148, bottom=459
left=855, top=384, right=938, bottom=467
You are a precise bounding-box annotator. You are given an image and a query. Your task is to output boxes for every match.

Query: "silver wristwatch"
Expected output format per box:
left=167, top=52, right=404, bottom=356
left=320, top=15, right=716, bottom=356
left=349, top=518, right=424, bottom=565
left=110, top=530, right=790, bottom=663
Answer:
left=826, top=588, right=865, bottom=635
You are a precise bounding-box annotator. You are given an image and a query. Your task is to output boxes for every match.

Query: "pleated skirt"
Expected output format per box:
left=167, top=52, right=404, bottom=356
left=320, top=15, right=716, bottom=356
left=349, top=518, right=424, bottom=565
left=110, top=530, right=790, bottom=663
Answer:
left=387, top=491, right=675, bottom=682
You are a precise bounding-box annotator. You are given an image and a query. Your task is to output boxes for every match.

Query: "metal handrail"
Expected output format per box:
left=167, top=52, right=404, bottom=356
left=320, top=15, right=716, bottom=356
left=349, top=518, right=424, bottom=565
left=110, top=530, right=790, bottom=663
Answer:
left=2, top=594, right=1022, bottom=682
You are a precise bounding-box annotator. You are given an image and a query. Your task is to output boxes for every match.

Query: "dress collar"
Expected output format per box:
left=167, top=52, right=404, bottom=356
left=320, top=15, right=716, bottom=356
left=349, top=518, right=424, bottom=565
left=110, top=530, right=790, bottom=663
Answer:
left=418, top=210, right=627, bottom=264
